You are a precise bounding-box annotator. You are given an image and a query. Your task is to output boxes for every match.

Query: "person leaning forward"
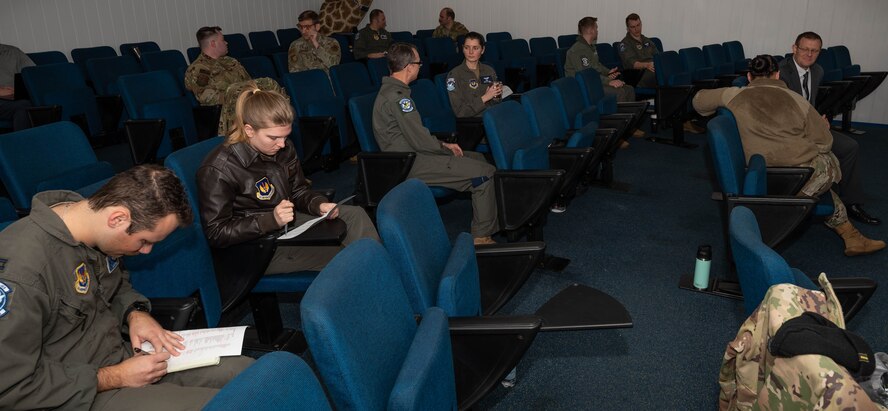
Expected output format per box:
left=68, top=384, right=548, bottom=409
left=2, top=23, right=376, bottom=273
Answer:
left=0, top=165, right=254, bottom=410
left=373, top=42, right=499, bottom=245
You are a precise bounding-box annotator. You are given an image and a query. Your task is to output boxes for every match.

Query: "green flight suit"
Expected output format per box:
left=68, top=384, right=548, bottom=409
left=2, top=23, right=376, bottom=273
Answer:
left=618, top=33, right=659, bottom=88
left=446, top=61, right=499, bottom=118
left=353, top=25, right=392, bottom=60
left=565, top=36, right=635, bottom=102
left=372, top=76, right=499, bottom=237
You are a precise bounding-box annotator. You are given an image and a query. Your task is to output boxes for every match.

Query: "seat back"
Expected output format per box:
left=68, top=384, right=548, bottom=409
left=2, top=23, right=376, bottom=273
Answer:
left=140, top=50, right=188, bottom=77
left=654, top=50, right=692, bottom=86
left=330, top=62, right=377, bottom=101
left=415, top=29, right=435, bottom=40
left=119, top=41, right=161, bottom=58
left=521, top=87, right=569, bottom=142
left=706, top=110, right=747, bottom=196
left=500, top=39, right=532, bottom=60
left=224, top=33, right=252, bottom=58
left=276, top=28, right=302, bottom=49
left=575, top=67, right=616, bottom=113
left=0, top=197, right=16, bottom=225
left=486, top=32, right=512, bottom=44
left=0, top=122, right=113, bottom=209
left=551, top=76, right=599, bottom=129
left=71, top=46, right=117, bottom=77
left=829, top=45, right=862, bottom=77
left=702, top=43, right=735, bottom=75
left=730, top=206, right=808, bottom=315
left=366, top=57, right=390, bottom=87
left=26, top=51, right=68, bottom=65
left=86, top=55, right=142, bottom=96
left=410, top=79, right=456, bottom=133
left=186, top=47, right=201, bottom=63
left=530, top=37, right=558, bottom=58
left=301, top=239, right=457, bottom=411
left=239, top=55, right=279, bottom=80
left=557, top=34, right=576, bottom=49
left=21, top=63, right=103, bottom=135
left=483, top=101, right=550, bottom=170
left=596, top=43, right=620, bottom=69
left=281, top=69, right=338, bottom=115
left=163, top=136, right=224, bottom=218
left=204, top=352, right=331, bottom=411
left=650, top=37, right=664, bottom=53
left=816, top=48, right=845, bottom=82
left=723, top=40, right=748, bottom=71
left=270, top=52, right=289, bottom=77
left=424, top=37, right=458, bottom=65
left=679, top=47, right=715, bottom=81
left=117, top=70, right=198, bottom=157
left=390, top=31, right=413, bottom=42
left=248, top=30, right=280, bottom=54
left=377, top=179, right=482, bottom=317
left=348, top=92, right=380, bottom=152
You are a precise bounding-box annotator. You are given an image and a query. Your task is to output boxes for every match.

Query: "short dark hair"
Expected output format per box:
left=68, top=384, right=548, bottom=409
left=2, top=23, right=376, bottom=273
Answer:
left=89, top=164, right=192, bottom=234
left=387, top=42, right=417, bottom=73
left=369, top=9, right=384, bottom=21
left=464, top=31, right=485, bottom=48
left=578, top=17, right=598, bottom=34
left=196, top=26, right=222, bottom=47
left=626, top=13, right=640, bottom=27
left=442, top=7, right=455, bottom=20
left=748, top=54, right=779, bottom=79
left=298, top=10, right=319, bottom=25
left=795, top=31, right=823, bottom=46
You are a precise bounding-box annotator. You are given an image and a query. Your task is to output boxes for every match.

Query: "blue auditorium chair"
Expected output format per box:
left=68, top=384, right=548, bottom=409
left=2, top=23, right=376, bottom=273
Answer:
left=347, top=93, right=416, bottom=212
left=0, top=122, right=114, bottom=210
left=414, top=29, right=435, bottom=40
left=86, top=55, right=142, bottom=96
left=486, top=31, right=512, bottom=44
left=722, top=40, right=749, bottom=73
left=21, top=63, right=105, bottom=138
left=423, top=37, right=461, bottom=78
left=330, top=33, right=353, bottom=63
left=390, top=31, right=413, bottom=42
left=140, top=50, right=188, bottom=81
left=301, top=239, right=458, bottom=411
left=0, top=198, right=18, bottom=231
left=329, top=61, right=378, bottom=102
left=71, top=46, right=117, bottom=79
left=204, top=352, right=331, bottom=411
left=248, top=30, right=285, bottom=55
left=281, top=69, right=346, bottom=167
left=415, top=77, right=487, bottom=153
left=186, top=47, right=201, bottom=63
left=650, top=37, right=664, bottom=53
left=730, top=206, right=875, bottom=321
left=647, top=50, right=699, bottom=147
left=223, top=33, right=253, bottom=58
left=26, top=51, right=67, bottom=65
left=702, top=43, right=740, bottom=79
left=270, top=52, right=289, bottom=78
left=556, top=34, right=576, bottom=49
left=238, top=55, right=280, bottom=82
left=163, top=136, right=345, bottom=350
left=365, top=57, right=389, bottom=87
left=119, top=41, right=160, bottom=59
left=596, top=42, right=620, bottom=69
left=816, top=48, right=877, bottom=131
left=678, top=47, right=723, bottom=86
left=117, top=70, right=198, bottom=160
left=830, top=45, right=886, bottom=105
left=529, top=37, right=558, bottom=63
left=574, top=68, right=647, bottom=150
left=499, top=39, right=539, bottom=91
left=276, top=28, right=301, bottom=50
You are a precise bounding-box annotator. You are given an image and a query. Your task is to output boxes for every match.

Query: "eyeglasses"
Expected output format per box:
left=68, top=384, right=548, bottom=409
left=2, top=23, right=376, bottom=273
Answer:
left=410, top=61, right=423, bottom=67
left=297, top=23, right=316, bottom=30
left=796, top=46, right=821, bottom=55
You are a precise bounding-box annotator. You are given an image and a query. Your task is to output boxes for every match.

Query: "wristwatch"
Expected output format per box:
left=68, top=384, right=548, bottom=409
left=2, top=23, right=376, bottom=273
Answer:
left=124, top=301, right=150, bottom=320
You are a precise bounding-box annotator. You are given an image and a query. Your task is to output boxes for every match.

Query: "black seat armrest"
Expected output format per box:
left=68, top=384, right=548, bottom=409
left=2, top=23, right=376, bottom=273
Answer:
left=765, top=166, right=814, bottom=195
left=727, top=195, right=818, bottom=247
left=448, top=315, right=543, bottom=332
left=297, top=115, right=337, bottom=174
left=276, top=218, right=347, bottom=247
left=192, top=104, right=222, bottom=141
left=494, top=170, right=564, bottom=233
left=355, top=152, right=417, bottom=208
left=828, top=277, right=877, bottom=322
left=475, top=241, right=546, bottom=315
left=213, top=236, right=277, bottom=313
left=148, top=297, right=201, bottom=331
left=432, top=131, right=458, bottom=144
left=26, top=105, right=63, bottom=128
left=455, top=117, right=486, bottom=151
left=124, top=119, right=166, bottom=165
left=692, top=79, right=721, bottom=90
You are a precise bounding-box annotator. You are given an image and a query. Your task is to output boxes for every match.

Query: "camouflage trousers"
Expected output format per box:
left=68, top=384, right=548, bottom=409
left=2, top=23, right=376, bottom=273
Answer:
left=217, top=77, right=288, bottom=137
left=798, top=152, right=848, bottom=228
left=719, top=277, right=886, bottom=410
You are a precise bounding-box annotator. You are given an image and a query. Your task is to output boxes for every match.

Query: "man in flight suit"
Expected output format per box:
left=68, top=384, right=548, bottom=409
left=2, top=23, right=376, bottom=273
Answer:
left=564, top=16, right=635, bottom=103
left=618, top=13, right=658, bottom=88
left=372, top=42, right=499, bottom=245
left=0, top=165, right=253, bottom=410
left=353, top=9, right=391, bottom=60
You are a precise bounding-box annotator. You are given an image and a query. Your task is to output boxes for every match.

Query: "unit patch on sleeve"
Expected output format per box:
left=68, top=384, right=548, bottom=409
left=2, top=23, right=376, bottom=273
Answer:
left=0, top=281, right=11, bottom=317
left=581, top=57, right=590, bottom=67
left=446, top=77, right=456, bottom=92
left=399, top=98, right=415, bottom=113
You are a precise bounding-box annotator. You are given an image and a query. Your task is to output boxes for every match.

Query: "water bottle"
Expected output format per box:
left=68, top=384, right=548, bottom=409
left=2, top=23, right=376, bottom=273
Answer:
left=693, top=245, right=712, bottom=290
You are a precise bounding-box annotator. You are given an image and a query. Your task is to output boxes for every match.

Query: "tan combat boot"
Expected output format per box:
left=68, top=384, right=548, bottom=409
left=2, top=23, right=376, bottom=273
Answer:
left=473, top=236, right=496, bottom=246
left=833, top=222, right=886, bottom=256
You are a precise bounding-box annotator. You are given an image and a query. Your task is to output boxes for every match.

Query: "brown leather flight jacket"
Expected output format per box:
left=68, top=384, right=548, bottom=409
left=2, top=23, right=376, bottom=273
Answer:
left=196, top=139, right=326, bottom=248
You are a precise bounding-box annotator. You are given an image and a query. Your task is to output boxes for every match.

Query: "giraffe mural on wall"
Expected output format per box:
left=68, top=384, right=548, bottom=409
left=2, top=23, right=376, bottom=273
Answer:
left=318, top=0, right=374, bottom=35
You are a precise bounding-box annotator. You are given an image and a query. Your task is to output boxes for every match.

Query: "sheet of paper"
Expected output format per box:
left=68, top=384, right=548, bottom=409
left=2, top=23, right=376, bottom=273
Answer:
left=141, top=325, right=247, bottom=371
left=502, top=85, right=514, bottom=99
left=277, top=194, right=356, bottom=240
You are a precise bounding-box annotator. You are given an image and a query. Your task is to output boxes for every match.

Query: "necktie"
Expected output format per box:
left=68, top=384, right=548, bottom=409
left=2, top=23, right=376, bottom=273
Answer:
left=802, top=71, right=810, bottom=101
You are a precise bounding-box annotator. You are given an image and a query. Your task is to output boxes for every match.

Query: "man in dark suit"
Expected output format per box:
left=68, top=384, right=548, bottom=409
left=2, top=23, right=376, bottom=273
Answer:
left=779, top=31, right=880, bottom=225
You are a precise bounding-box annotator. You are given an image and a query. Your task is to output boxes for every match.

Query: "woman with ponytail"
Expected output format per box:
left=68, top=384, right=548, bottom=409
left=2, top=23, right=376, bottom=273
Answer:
left=693, top=55, right=884, bottom=256
left=196, top=86, right=378, bottom=273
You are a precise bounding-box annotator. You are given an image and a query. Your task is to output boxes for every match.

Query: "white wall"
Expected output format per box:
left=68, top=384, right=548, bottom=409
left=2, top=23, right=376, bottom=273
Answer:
left=3, top=0, right=887, bottom=124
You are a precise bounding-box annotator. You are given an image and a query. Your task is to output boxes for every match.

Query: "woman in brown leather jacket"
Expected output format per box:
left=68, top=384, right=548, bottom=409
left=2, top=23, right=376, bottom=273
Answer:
left=196, top=87, right=378, bottom=273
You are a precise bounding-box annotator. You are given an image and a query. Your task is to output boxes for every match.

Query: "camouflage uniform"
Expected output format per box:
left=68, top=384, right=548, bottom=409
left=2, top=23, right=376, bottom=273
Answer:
left=564, top=35, right=635, bottom=102
left=353, top=25, right=391, bottom=60
left=287, top=35, right=341, bottom=75
left=719, top=276, right=885, bottom=410
left=617, top=33, right=659, bottom=88
left=432, top=22, right=469, bottom=42
left=183, top=53, right=283, bottom=136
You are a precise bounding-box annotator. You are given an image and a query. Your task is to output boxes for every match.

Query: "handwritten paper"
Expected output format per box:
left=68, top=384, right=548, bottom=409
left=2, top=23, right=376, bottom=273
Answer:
left=277, top=195, right=356, bottom=240
left=141, top=325, right=247, bottom=373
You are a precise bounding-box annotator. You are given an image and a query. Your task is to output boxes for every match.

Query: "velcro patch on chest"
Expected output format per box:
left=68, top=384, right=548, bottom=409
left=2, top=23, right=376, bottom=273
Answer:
left=74, top=263, right=90, bottom=294
left=255, top=177, right=275, bottom=200
left=469, top=79, right=478, bottom=89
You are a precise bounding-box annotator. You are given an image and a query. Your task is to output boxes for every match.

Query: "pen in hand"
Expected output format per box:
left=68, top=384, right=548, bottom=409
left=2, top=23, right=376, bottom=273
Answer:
left=133, top=347, right=152, bottom=356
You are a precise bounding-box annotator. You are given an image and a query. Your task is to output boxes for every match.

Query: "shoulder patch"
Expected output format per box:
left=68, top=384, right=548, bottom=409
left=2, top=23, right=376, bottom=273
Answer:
left=255, top=177, right=275, bottom=200
left=74, top=263, right=90, bottom=294
left=0, top=258, right=6, bottom=271
left=446, top=77, right=456, bottom=92
left=619, top=42, right=626, bottom=53
left=354, top=32, right=360, bottom=40
left=398, top=98, right=415, bottom=113
left=0, top=281, right=10, bottom=317
left=581, top=57, right=590, bottom=67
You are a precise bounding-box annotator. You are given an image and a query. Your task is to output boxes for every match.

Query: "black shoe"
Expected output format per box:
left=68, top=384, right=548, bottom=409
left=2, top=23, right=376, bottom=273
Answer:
left=848, top=204, right=881, bottom=225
